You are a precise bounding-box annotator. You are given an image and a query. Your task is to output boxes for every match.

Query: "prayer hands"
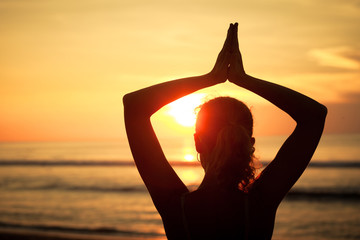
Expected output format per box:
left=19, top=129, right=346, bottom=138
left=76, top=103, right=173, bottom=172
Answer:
left=208, top=23, right=233, bottom=83
left=208, top=22, right=246, bottom=84
left=228, top=22, right=246, bottom=83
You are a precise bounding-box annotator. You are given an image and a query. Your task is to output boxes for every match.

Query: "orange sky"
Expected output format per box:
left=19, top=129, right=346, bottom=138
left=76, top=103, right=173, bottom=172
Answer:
left=0, top=0, right=359, bottom=141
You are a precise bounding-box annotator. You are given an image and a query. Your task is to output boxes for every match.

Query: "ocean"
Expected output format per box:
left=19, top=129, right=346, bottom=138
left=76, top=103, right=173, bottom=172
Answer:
left=0, top=134, right=359, bottom=239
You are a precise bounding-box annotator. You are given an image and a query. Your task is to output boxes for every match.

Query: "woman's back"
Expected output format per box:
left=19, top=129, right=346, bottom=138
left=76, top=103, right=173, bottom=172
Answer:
left=181, top=183, right=277, bottom=240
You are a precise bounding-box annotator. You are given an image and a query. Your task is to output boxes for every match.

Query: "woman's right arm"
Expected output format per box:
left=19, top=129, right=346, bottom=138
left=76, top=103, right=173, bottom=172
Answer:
left=229, top=23, right=327, bottom=205
left=123, top=24, right=234, bottom=212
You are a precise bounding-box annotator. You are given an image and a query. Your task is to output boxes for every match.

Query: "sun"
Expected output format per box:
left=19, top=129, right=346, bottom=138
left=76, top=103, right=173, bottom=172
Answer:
left=167, top=94, right=205, bottom=127
left=184, top=154, right=195, bottom=162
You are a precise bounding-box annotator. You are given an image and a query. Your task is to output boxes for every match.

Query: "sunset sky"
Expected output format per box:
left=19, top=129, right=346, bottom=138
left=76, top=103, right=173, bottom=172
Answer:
left=0, top=0, right=359, bottom=141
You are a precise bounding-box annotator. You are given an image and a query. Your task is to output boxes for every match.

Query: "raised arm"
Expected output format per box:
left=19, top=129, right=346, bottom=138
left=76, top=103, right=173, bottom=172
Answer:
left=123, top=24, right=235, bottom=212
left=228, top=23, right=327, bottom=205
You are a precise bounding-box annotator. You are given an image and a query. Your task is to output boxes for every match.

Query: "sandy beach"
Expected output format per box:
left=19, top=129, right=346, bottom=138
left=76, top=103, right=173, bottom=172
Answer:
left=0, top=228, right=166, bottom=240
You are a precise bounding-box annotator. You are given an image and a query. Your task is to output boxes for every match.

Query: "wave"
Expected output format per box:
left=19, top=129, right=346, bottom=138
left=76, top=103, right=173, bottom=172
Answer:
left=1, top=160, right=360, bottom=168
left=308, top=161, right=360, bottom=168
left=26, top=184, right=148, bottom=193
left=0, top=160, right=200, bottom=167
left=0, top=221, right=163, bottom=237
left=262, top=161, right=360, bottom=168
left=0, top=160, right=137, bottom=166
left=6, top=182, right=360, bottom=200
left=285, top=190, right=360, bottom=201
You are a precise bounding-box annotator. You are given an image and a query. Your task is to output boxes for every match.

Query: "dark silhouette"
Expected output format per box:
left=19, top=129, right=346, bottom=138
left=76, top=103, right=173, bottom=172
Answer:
left=123, top=23, right=327, bottom=239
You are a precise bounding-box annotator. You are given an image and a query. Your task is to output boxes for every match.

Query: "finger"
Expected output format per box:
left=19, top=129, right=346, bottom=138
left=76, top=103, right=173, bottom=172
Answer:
left=231, top=22, right=239, bottom=53
left=224, top=24, right=232, bottom=47
left=235, top=22, right=239, bottom=50
left=229, top=24, right=241, bottom=64
left=222, top=23, right=234, bottom=52
left=226, top=23, right=234, bottom=48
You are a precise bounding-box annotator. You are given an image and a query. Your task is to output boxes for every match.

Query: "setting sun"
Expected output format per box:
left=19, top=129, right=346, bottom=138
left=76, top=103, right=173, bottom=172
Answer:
left=167, top=94, right=206, bottom=127
left=184, top=154, right=195, bottom=161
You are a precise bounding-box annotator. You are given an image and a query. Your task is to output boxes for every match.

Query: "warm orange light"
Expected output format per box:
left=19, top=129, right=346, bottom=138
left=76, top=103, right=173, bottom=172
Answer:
left=177, top=169, right=203, bottom=186
left=167, top=94, right=205, bottom=127
left=184, top=154, right=195, bottom=161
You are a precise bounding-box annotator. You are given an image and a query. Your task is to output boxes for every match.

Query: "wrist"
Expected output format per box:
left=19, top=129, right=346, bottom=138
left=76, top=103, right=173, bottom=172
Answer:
left=205, top=72, right=226, bottom=85
left=229, top=72, right=246, bottom=84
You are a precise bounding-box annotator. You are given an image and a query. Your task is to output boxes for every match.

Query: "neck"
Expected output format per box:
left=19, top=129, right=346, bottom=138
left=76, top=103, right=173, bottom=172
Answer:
left=198, top=171, right=219, bottom=190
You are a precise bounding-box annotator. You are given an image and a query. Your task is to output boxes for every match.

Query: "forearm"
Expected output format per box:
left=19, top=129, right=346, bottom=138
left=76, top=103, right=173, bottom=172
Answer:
left=123, top=73, right=218, bottom=117
left=232, top=74, right=327, bottom=123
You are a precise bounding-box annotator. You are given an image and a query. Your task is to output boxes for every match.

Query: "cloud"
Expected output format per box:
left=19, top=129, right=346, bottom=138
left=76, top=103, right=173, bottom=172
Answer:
left=341, top=92, right=360, bottom=103
left=308, top=46, right=360, bottom=70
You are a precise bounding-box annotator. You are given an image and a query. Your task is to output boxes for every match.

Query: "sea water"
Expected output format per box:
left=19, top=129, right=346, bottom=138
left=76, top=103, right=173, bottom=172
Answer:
left=0, top=134, right=359, bottom=239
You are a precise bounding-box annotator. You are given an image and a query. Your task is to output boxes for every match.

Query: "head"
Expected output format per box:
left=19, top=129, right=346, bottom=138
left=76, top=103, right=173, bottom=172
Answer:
left=194, top=97, right=256, bottom=190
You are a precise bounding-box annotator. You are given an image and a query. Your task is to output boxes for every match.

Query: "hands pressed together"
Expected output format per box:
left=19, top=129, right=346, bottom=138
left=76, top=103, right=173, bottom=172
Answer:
left=209, top=22, right=245, bottom=84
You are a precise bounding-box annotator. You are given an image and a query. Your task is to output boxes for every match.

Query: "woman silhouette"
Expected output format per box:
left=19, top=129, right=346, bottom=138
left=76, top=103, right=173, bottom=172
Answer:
left=123, top=23, right=327, bottom=239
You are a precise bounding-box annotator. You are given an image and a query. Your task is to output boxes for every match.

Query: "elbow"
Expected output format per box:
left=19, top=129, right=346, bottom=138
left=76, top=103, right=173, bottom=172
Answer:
left=122, top=93, right=131, bottom=109
left=296, top=103, right=327, bottom=126
left=123, top=93, right=136, bottom=115
left=123, top=92, right=148, bottom=118
left=312, top=103, right=327, bottom=133
left=317, top=103, right=328, bottom=122
left=296, top=103, right=327, bottom=133
left=123, top=92, right=137, bottom=110
left=308, top=103, right=327, bottom=127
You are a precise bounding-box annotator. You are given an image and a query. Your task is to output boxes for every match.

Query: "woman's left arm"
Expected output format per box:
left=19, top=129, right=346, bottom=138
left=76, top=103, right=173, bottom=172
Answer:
left=123, top=24, right=234, bottom=212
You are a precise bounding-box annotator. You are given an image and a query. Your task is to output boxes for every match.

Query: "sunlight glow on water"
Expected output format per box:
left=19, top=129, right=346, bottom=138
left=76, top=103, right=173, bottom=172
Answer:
left=174, top=167, right=203, bottom=187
